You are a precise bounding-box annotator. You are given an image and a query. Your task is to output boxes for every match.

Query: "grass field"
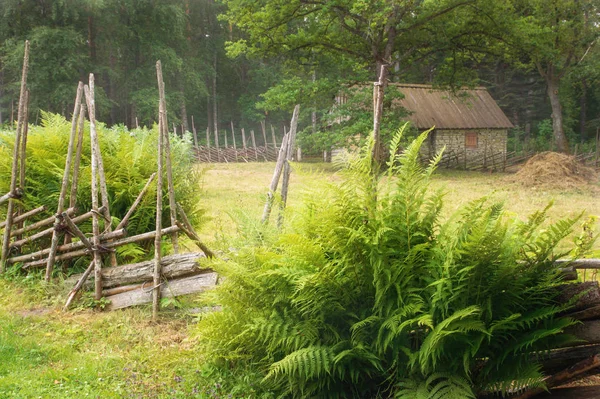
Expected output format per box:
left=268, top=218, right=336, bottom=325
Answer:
left=1, top=161, right=599, bottom=398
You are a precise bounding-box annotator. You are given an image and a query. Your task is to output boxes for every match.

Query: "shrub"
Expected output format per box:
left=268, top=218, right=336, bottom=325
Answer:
left=198, top=125, right=592, bottom=398
left=0, top=112, right=203, bottom=267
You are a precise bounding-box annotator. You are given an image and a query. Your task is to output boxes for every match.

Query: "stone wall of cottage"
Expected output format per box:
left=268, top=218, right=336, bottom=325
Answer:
left=420, top=129, right=507, bottom=169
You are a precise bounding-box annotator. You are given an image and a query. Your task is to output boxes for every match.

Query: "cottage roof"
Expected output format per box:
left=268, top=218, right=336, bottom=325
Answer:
left=394, top=83, right=514, bottom=130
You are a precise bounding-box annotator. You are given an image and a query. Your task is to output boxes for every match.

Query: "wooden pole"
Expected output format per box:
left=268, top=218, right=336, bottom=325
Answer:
left=191, top=115, right=198, bottom=149
left=214, top=124, right=220, bottom=162
left=10, top=207, right=101, bottom=249
left=261, top=133, right=290, bottom=224
left=241, top=128, right=247, bottom=149
left=372, top=64, right=386, bottom=164
left=84, top=76, right=103, bottom=300
left=11, top=207, right=77, bottom=237
left=154, top=60, right=165, bottom=320
left=20, top=227, right=172, bottom=269
left=156, top=62, right=179, bottom=254
left=278, top=105, right=300, bottom=227
left=271, top=124, right=277, bottom=148
left=0, top=205, right=45, bottom=229
left=206, top=127, right=211, bottom=162
left=70, top=102, right=86, bottom=210
left=224, top=130, right=228, bottom=148
left=251, top=129, right=258, bottom=161
left=63, top=260, right=94, bottom=311
left=9, top=228, right=124, bottom=265
left=175, top=203, right=214, bottom=258
left=18, top=89, right=30, bottom=204
left=1, top=40, right=29, bottom=272
left=231, top=121, right=238, bottom=161
left=117, top=173, right=156, bottom=230
left=261, top=121, right=267, bottom=150
left=45, top=82, right=83, bottom=281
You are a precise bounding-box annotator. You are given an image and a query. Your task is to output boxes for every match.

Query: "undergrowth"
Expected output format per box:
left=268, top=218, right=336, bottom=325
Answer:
left=0, top=112, right=205, bottom=268
left=198, top=125, right=595, bottom=398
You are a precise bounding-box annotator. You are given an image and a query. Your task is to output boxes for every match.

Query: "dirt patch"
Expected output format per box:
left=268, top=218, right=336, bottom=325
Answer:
left=506, top=152, right=598, bottom=189
left=17, top=307, right=52, bottom=317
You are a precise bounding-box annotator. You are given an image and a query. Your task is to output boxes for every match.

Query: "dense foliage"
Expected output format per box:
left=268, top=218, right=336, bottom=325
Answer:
left=0, top=113, right=203, bottom=267
left=0, top=0, right=599, bottom=154
left=199, top=126, right=593, bottom=398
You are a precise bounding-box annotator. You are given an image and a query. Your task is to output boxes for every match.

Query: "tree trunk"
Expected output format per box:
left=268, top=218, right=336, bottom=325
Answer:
left=546, top=73, right=569, bottom=153
left=580, top=79, right=587, bottom=144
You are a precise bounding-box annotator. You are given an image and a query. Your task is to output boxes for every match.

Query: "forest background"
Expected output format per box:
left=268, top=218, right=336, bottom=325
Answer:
left=0, top=0, right=598, bottom=155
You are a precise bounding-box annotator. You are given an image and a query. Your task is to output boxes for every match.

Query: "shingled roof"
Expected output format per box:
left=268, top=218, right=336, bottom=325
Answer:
left=395, top=83, right=514, bottom=130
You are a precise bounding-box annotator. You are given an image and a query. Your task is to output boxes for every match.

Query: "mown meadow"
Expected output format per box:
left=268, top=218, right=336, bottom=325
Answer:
left=1, top=131, right=600, bottom=397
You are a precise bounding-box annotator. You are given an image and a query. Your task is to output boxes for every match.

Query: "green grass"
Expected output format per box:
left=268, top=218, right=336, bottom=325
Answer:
left=1, top=161, right=599, bottom=398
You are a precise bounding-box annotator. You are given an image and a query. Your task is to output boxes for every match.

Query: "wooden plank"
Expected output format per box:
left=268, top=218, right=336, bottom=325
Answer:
left=106, top=271, right=218, bottom=310
left=0, top=205, right=45, bottom=228
left=557, top=281, right=600, bottom=312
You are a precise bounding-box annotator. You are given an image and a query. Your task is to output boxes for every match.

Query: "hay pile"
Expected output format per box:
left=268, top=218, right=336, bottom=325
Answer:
left=508, top=151, right=597, bottom=189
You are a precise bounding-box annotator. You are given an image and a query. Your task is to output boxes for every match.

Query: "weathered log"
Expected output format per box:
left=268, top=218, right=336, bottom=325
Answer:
left=11, top=207, right=77, bottom=237
left=566, top=305, right=600, bottom=321
left=66, top=252, right=208, bottom=289
left=555, top=259, right=600, bottom=269
left=21, top=226, right=179, bottom=269
left=9, top=206, right=105, bottom=249
left=559, top=267, right=578, bottom=281
left=0, top=205, right=45, bottom=228
left=557, top=281, right=600, bottom=311
left=513, top=353, right=600, bottom=399
left=565, top=320, right=600, bottom=345
left=8, top=228, right=125, bottom=264
left=106, top=271, right=218, bottom=310
left=533, top=344, right=600, bottom=372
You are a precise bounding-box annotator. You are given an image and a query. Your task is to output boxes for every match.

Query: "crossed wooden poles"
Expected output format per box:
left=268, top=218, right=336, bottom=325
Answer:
left=0, top=43, right=213, bottom=317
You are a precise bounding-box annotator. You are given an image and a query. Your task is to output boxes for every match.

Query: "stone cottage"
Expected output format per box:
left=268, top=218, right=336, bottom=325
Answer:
left=395, top=84, right=513, bottom=168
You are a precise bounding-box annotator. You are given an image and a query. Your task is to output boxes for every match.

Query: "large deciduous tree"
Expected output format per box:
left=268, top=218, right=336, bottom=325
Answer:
left=221, top=0, right=476, bottom=161
left=506, top=0, right=599, bottom=153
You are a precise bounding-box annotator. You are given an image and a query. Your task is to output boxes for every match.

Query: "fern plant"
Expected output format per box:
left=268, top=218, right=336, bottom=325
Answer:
left=0, top=113, right=205, bottom=266
left=199, top=124, right=591, bottom=398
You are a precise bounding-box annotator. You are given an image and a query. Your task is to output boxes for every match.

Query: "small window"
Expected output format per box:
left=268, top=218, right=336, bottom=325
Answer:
left=465, top=132, right=478, bottom=148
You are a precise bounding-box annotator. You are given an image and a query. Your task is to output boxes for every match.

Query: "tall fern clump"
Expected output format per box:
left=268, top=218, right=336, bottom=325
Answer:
left=0, top=112, right=203, bottom=264
left=199, top=125, right=593, bottom=398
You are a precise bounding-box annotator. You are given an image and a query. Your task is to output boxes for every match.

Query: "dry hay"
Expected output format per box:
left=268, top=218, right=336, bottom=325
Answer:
left=507, top=151, right=598, bottom=189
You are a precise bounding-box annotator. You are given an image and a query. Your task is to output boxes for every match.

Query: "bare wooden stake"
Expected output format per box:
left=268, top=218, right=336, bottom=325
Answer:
left=191, top=115, right=198, bottom=149
left=231, top=121, right=238, bottom=162
left=156, top=62, right=179, bottom=254
left=251, top=129, right=258, bottom=161
left=261, top=133, right=290, bottom=224
left=45, top=82, right=83, bottom=281
left=84, top=76, right=103, bottom=300
left=206, top=127, right=211, bottom=162
left=261, top=120, right=267, bottom=150
left=16, top=89, right=30, bottom=237
left=278, top=105, right=300, bottom=227
left=241, top=128, right=247, bottom=149
left=271, top=124, right=277, bottom=148
left=154, top=60, right=166, bottom=320
left=1, top=40, right=29, bottom=272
